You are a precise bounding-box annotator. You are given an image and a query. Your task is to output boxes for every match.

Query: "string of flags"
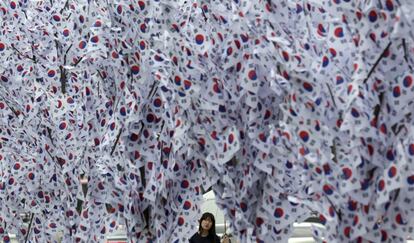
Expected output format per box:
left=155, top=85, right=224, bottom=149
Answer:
left=0, top=0, right=414, bottom=242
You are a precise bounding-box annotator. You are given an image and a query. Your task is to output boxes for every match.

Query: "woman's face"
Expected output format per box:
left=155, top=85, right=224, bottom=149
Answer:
left=201, top=217, right=213, bottom=231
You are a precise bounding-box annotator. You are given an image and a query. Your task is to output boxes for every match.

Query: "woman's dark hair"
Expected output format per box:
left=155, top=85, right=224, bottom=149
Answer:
left=198, top=212, right=216, bottom=238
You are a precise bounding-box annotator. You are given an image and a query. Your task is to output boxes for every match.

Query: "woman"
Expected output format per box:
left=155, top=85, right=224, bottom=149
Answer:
left=189, top=212, right=230, bottom=243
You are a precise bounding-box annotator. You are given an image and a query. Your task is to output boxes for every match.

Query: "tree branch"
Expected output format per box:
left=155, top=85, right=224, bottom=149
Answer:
left=60, top=0, right=70, bottom=14
left=326, top=83, right=336, bottom=108
left=325, top=194, right=342, bottom=221
left=10, top=44, right=37, bottom=63
left=402, top=39, right=413, bottom=70
left=54, top=39, right=60, bottom=53
left=22, top=10, right=28, bottom=20
left=363, top=42, right=392, bottom=84
left=64, top=44, right=73, bottom=66
left=97, top=70, right=107, bottom=97
left=110, top=128, right=123, bottom=155
left=59, top=65, right=67, bottom=94
left=0, top=94, right=20, bottom=117
left=30, top=42, right=37, bottom=63
left=372, top=92, right=384, bottom=127
left=72, top=56, right=84, bottom=67
left=24, top=213, right=34, bottom=243
left=47, top=127, right=55, bottom=146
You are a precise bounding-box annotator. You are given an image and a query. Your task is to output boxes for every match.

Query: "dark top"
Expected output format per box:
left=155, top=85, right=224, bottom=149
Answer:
left=189, top=232, right=220, bottom=243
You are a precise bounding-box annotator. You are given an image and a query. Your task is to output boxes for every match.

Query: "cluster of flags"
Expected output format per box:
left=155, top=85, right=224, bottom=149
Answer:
left=0, top=0, right=414, bottom=242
